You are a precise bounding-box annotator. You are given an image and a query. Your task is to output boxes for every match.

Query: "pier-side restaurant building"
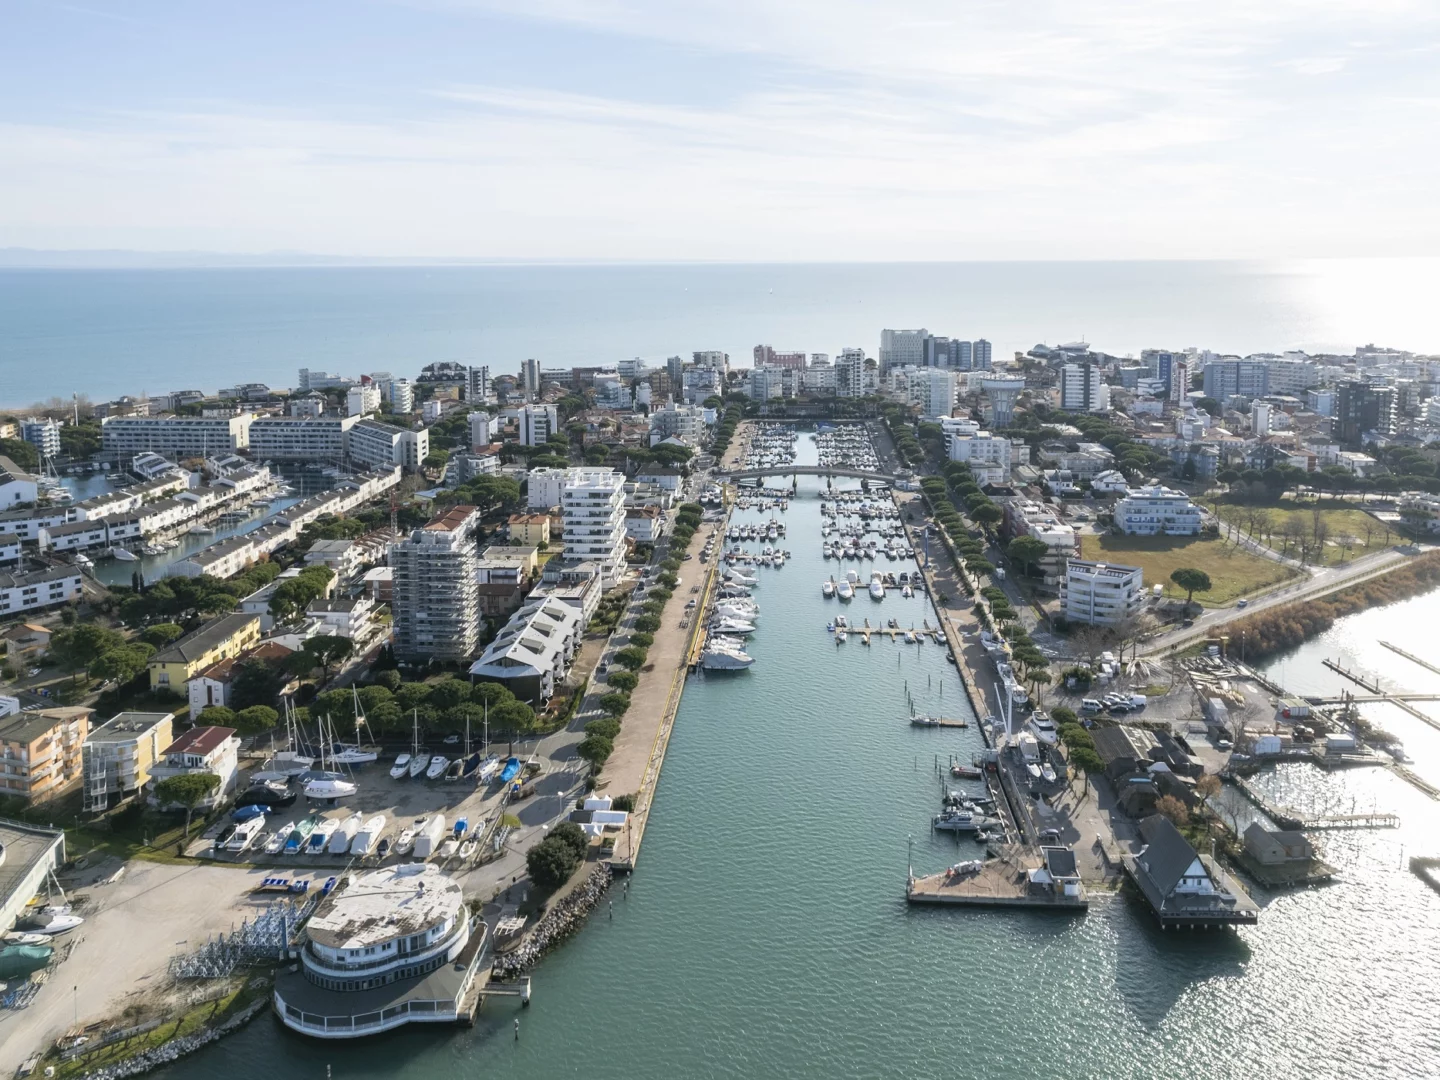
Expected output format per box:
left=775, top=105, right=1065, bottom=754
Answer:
left=274, top=864, right=489, bottom=1038
left=1123, top=815, right=1259, bottom=929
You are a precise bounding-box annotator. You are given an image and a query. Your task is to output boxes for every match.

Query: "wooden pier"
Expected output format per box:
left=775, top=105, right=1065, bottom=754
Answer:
left=1379, top=640, right=1440, bottom=677
left=1319, top=659, right=1440, bottom=733
left=1231, top=775, right=1399, bottom=830
left=906, top=847, right=1088, bottom=911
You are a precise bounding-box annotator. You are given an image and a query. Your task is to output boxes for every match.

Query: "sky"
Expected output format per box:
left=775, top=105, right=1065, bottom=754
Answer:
left=2, top=0, right=1439, bottom=261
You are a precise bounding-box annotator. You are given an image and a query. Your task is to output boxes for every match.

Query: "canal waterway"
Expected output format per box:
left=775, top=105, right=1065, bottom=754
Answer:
left=156, top=440, right=1440, bottom=1080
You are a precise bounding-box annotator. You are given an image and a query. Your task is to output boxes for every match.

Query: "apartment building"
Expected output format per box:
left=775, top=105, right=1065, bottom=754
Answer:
left=1063, top=560, right=1145, bottom=626
left=946, top=427, right=1012, bottom=485
left=80, top=712, right=174, bottom=811
left=247, top=415, right=358, bottom=461
left=908, top=368, right=958, bottom=420
left=561, top=468, right=627, bottom=589
left=147, top=613, right=262, bottom=690
left=346, top=418, right=429, bottom=472
left=346, top=384, right=381, bottom=418
left=648, top=399, right=708, bottom=447
left=1113, top=485, right=1204, bottom=536
left=1002, top=499, right=1078, bottom=585
left=1060, top=363, right=1110, bottom=413
left=837, top=348, right=868, bottom=397
left=468, top=594, right=583, bottom=706
left=147, top=725, right=241, bottom=808
left=101, top=414, right=253, bottom=457
left=0, top=455, right=38, bottom=509
left=390, top=505, right=482, bottom=662
left=0, top=565, right=84, bottom=615
left=0, top=707, right=91, bottom=804
left=469, top=411, right=493, bottom=451
left=20, top=419, right=62, bottom=460
left=506, top=404, right=559, bottom=447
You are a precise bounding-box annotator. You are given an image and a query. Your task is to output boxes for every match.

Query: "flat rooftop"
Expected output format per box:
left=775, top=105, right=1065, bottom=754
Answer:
left=306, top=864, right=464, bottom=950
left=87, top=711, right=173, bottom=743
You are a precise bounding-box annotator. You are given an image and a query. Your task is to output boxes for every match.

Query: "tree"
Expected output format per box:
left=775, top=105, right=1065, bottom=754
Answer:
left=526, top=835, right=580, bottom=892
left=1194, top=774, right=1221, bottom=818
left=971, top=503, right=1002, bottom=532
left=576, top=733, right=614, bottom=772
left=598, top=692, right=631, bottom=716
left=549, top=821, right=590, bottom=862
left=154, top=772, right=220, bottom=839
left=234, top=704, right=279, bottom=735
left=89, top=644, right=154, bottom=685
left=1069, top=746, right=1104, bottom=796
left=374, top=669, right=402, bottom=692
left=302, top=635, right=354, bottom=682
left=230, top=657, right=286, bottom=710
left=283, top=651, right=318, bottom=681
left=427, top=678, right=471, bottom=710
left=584, top=717, right=621, bottom=739
left=1169, top=567, right=1212, bottom=605
left=1051, top=706, right=1077, bottom=726
left=1154, top=794, right=1191, bottom=829
left=50, top=624, right=125, bottom=681
left=615, top=647, right=647, bottom=671
left=1007, top=536, right=1049, bottom=578
left=606, top=670, right=638, bottom=692
left=140, top=623, right=185, bottom=648
left=632, top=615, right=661, bottom=634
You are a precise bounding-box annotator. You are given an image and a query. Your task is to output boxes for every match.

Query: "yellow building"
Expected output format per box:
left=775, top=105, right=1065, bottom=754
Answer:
left=0, top=706, right=92, bottom=804
left=81, top=711, right=175, bottom=810
left=148, top=613, right=261, bottom=691
left=507, top=513, right=552, bottom=547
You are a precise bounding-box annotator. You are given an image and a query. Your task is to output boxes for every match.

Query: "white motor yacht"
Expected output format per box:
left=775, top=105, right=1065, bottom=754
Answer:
left=837, top=579, right=854, bottom=600
left=713, top=601, right=759, bottom=621
left=821, top=579, right=835, bottom=598
left=1029, top=713, right=1059, bottom=746
left=709, top=616, right=756, bottom=635
left=306, top=819, right=339, bottom=854
left=389, top=753, right=412, bottom=779
left=426, top=756, right=450, bottom=780
left=700, top=640, right=755, bottom=670
left=21, top=912, right=83, bottom=936
left=331, top=746, right=378, bottom=766
left=868, top=572, right=886, bottom=600
left=328, top=812, right=363, bottom=854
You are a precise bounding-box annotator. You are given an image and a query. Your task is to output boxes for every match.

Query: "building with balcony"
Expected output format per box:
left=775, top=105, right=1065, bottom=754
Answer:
left=390, top=505, right=482, bottom=662
left=346, top=418, right=428, bottom=472
left=0, top=565, right=84, bottom=615
left=1063, top=560, right=1145, bottom=626
left=273, top=864, right=488, bottom=1039
left=81, top=711, right=174, bottom=811
left=0, top=707, right=91, bottom=804
left=147, top=725, right=241, bottom=807
left=247, top=415, right=359, bottom=462
left=147, top=613, right=262, bottom=691
left=561, top=468, right=626, bottom=589
left=1113, top=485, right=1204, bottom=536
left=100, top=414, right=253, bottom=456
left=506, top=513, right=551, bottom=547
left=468, top=593, right=583, bottom=705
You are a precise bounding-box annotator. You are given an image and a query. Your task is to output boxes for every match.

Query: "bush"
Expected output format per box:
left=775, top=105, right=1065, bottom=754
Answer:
left=584, top=717, right=621, bottom=739
left=606, top=670, right=638, bottom=691
left=610, top=793, right=636, bottom=812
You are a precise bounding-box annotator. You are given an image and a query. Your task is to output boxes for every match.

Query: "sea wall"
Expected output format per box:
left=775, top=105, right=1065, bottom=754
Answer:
left=492, top=865, right=612, bottom=979
left=1230, top=550, right=1440, bottom=661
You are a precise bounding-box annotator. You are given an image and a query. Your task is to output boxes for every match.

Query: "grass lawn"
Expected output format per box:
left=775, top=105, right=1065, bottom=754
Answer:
left=1211, top=500, right=1396, bottom=565
left=1079, top=533, right=1301, bottom=606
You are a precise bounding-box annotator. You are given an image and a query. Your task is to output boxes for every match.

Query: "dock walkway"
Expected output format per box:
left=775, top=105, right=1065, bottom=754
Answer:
left=906, top=847, right=1087, bottom=911
left=1321, top=658, right=1440, bottom=733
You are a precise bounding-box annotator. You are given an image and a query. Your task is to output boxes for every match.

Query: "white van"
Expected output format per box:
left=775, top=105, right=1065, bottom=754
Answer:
left=1128, top=694, right=1148, bottom=710
left=1080, top=698, right=1103, bottom=714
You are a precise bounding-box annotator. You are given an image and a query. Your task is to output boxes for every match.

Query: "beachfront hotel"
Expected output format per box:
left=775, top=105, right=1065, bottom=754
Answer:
left=273, top=864, right=489, bottom=1038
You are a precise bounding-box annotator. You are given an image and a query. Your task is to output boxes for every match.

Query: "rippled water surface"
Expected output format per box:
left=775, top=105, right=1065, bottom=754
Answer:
left=158, top=453, right=1440, bottom=1080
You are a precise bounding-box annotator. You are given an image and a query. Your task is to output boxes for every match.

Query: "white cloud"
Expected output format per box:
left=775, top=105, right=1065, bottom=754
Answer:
left=2, top=0, right=1438, bottom=258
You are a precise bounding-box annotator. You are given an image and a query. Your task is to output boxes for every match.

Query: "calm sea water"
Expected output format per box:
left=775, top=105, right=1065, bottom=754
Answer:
left=3, top=258, right=1439, bottom=406
left=153, top=442, right=1440, bottom=1080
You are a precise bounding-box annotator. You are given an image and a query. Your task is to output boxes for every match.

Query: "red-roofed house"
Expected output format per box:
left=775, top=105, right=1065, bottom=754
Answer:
left=187, top=641, right=296, bottom=720
left=148, top=724, right=241, bottom=808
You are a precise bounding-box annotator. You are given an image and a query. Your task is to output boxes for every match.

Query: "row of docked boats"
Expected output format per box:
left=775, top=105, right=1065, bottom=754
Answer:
left=725, top=519, right=786, bottom=541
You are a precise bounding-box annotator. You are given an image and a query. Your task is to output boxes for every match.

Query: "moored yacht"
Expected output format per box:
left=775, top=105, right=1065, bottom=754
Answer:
left=700, top=639, right=755, bottom=670
left=868, top=571, right=886, bottom=600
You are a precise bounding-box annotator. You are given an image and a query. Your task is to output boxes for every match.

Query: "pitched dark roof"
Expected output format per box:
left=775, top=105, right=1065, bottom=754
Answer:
left=1135, top=815, right=1201, bottom=898
left=162, top=725, right=236, bottom=757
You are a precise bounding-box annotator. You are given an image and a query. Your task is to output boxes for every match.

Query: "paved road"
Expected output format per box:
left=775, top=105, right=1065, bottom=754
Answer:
left=1139, top=545, right=1414, bottom=655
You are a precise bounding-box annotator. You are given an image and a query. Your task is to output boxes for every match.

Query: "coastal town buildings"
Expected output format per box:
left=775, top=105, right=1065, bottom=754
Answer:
left=346, top=418, right=429, bottom=472
left=390, top=505, right=482, bottom=662
left=147, top=613, right=262, bottom=691
left=146, top=725, right=241, bottom=808
left=1113, top=485, right=1204, bottom=536
left=0, top=565, right=84, bottom=615
left=247, top=415, right=358, bottom=462
left=100, top=414, right=252, bottom=457
left=1062, top=560, right=1145, bottom=626
left=561, top=468, right=627, bottom=589
left=0, top=706, right=91, bottom=804
left=469, top=592, right=583, bottom=705
left=20, top=419, right=62, bottom=460
left=507, top=404, right=559, bottom=447
left=0, top=456, right=38, bottom=509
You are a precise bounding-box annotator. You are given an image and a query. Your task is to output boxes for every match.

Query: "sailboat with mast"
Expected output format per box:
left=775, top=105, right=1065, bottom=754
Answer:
left=303, top=715, right=357, bottom=800
left=330, top=689, right=379, bottom=766
left=272, top=700, right=315, bottom=776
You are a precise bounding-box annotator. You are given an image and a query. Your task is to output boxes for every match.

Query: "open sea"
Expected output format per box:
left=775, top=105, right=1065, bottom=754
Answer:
left=2, top=258, right=1440, bottom=406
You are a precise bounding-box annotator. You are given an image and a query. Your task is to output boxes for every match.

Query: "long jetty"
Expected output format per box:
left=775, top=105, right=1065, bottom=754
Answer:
left=1378, top=640, right=1440, bottom=677
left=1231, top=774, right=1399, bottom=830
left=1322, top=658, right=1440, bottom=733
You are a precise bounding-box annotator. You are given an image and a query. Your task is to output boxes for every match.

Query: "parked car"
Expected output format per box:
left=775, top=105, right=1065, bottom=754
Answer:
left=1236, top=598, right=1248, bottom=608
